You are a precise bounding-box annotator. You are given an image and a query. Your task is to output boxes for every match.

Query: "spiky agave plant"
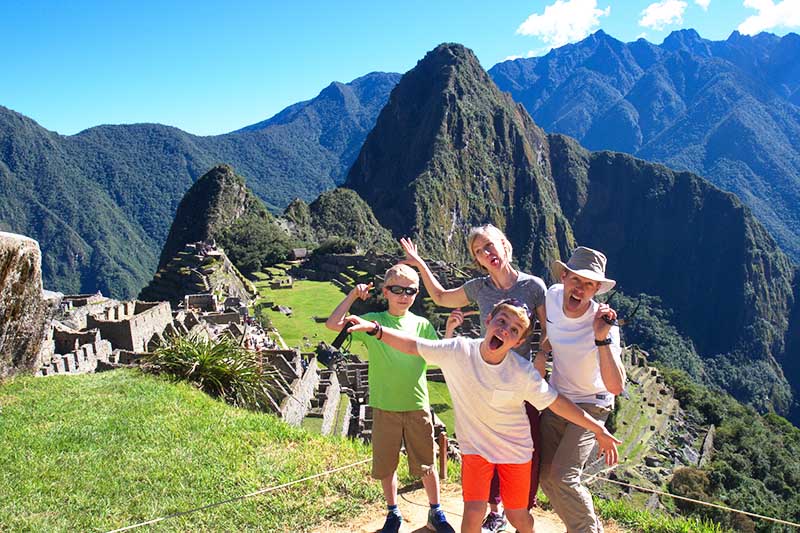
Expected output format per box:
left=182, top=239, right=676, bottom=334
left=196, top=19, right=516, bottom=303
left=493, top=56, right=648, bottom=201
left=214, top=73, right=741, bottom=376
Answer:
left=142, top=333, right=280, bottom=411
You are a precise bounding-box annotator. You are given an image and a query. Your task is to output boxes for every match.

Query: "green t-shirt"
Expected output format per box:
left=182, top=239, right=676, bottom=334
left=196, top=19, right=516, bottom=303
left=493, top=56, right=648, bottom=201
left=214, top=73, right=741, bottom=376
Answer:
left=351, top=311, right=438, bottom=412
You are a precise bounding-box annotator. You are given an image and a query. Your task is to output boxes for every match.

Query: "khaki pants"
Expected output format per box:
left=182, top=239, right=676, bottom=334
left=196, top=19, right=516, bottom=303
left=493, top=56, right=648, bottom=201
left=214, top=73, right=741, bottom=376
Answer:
left=371, top=408, right=435, bottom=479
left=540, top=403, right=611, bottom=533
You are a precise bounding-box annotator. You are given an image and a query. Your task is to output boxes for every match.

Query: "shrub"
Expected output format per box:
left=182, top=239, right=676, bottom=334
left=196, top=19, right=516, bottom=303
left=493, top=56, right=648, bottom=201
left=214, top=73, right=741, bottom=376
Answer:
left=313, top=237, right=358, bottom=255
left=141, top=334, right=278, bottom=411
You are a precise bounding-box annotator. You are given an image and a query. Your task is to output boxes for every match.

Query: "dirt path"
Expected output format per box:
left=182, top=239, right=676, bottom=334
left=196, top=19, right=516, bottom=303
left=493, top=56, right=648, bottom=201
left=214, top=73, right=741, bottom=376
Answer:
left=313, top=482, right=627, bottom=533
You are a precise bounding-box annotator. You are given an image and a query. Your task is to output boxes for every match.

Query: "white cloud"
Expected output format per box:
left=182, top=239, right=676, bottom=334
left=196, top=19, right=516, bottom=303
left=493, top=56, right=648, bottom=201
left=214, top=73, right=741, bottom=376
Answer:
left=695, top=0, right=711, bottom=10
left=516, top=0, right=611, bottom=48
left=503, top=48, right=553, bottom=61
left=738, top=0, right=800, bottom=34
left=636, top=32, right=649, bottom=39
left=639, top=0, right=688, bottom=30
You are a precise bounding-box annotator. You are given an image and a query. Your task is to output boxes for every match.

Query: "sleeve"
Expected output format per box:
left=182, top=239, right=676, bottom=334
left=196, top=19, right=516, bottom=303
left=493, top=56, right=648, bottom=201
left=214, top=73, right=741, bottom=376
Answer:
left=529, top=276, right=547, bottom=309
left=419, top=318, right=439, bottom=340
left=461, top=277, right=481, bottom=303
left=523, top=366, right=558, bottom=410
left=416, top=337, right=462, bottom=366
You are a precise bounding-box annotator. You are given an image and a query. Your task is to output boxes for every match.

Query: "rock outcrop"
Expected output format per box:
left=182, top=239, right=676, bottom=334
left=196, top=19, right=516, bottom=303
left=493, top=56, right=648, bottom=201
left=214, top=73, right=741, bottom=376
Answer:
left=0, top=232, right=51, bottom=377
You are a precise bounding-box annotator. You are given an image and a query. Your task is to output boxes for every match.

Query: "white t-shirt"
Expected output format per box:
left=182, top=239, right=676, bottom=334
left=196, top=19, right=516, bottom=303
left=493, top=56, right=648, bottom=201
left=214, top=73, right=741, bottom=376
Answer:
left=546, top=284, right=622, bottom=408
left=416, top=337, right=557, bottom=464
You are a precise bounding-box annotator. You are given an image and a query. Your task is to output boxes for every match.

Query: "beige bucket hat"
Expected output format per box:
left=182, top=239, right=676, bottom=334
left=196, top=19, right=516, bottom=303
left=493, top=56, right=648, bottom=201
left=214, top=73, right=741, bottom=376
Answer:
left=552, top=246, right=616, bottom=294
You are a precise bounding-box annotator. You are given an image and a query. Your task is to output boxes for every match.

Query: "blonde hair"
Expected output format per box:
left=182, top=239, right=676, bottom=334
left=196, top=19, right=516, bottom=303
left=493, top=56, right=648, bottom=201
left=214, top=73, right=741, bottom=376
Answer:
left=467, top=224, right=513, bottom=271
left=383, top=264, right=419, bottom=287
left=488, top=301, right=533, bottom=337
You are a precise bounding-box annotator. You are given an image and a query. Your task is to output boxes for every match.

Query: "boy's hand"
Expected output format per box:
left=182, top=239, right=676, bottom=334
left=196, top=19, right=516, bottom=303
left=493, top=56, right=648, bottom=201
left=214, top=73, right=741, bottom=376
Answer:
left=400, top=237, right=423, bottom=268
left=594, top=427, right=622, bottom=465
left=593, top=304, right=617, bottom=341
left=343, top=315, right=375, bottom=333
left=351, top=282, right=373, bottom=301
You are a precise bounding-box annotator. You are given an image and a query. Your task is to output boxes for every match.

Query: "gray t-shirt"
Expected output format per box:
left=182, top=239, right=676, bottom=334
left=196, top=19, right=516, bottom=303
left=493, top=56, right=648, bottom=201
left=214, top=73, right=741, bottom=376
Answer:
left=462, top=271, right=546, bottom=357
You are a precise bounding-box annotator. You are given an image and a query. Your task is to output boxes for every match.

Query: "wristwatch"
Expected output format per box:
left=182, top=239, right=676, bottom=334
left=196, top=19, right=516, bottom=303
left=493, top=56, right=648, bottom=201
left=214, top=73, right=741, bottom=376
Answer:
left=594, top=337, right=613, bottom=346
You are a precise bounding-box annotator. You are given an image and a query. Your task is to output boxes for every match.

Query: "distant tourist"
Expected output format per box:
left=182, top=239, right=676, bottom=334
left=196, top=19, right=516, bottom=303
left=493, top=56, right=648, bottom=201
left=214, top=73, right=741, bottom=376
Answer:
left=540, top=246, right=626, bottom=533
left=402, top=224, right=548, bottom=532
left=344, top=299, right=620, bottom=533
left=325, top=264, right=458, bottom=533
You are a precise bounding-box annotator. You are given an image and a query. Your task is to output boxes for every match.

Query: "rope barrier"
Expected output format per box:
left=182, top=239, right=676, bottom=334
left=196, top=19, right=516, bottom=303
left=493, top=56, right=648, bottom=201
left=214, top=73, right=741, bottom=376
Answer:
left=104, top=458, right=370, bottom=533
left=583, top=468, right=800, bottom=529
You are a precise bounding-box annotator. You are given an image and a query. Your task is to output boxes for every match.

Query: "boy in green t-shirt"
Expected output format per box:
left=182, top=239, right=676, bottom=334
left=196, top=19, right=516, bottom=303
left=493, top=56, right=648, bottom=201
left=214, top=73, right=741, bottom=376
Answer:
left=326, top=264, right=457, bottom=533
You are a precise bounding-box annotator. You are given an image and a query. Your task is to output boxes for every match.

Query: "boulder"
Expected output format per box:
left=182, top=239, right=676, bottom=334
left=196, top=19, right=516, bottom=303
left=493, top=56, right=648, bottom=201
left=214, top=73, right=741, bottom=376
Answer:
left=0, top=232, right=50, bottom=377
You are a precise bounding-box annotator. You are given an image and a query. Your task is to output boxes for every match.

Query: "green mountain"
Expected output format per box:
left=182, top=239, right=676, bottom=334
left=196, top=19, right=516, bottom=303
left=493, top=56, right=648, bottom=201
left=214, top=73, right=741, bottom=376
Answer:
left=489, top=29, right=800, bottom=262
left=345, top=42, right=799, bottom=417
left=0, top=72, right=400, bottom=298
left=346, top=44, right=575, bottom=275
left=154, top=164, right=290, bottom=274
left=283, top=189, right=395, bottom=253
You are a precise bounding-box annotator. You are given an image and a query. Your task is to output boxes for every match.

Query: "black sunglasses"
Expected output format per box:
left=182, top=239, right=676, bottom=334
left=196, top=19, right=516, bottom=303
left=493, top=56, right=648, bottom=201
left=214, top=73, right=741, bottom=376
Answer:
left=495, top=298, right=533, bottom=320
left=386, top=285, right=419, bottom=296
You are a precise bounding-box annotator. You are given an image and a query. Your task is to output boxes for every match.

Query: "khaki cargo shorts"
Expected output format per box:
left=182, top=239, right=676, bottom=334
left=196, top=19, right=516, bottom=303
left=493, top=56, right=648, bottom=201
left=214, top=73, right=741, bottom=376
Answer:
left=371, top=407, right=435, bottom=479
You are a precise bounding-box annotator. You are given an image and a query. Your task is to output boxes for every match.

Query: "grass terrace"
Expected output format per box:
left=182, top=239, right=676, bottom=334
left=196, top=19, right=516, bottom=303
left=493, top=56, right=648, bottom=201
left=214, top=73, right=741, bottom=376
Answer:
left=0, top=370, right=386, bottom=532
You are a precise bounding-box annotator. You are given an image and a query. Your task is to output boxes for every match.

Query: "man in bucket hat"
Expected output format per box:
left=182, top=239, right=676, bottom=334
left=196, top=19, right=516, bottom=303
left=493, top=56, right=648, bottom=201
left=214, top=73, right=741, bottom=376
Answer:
left=537, top=246, right=626, bottom=533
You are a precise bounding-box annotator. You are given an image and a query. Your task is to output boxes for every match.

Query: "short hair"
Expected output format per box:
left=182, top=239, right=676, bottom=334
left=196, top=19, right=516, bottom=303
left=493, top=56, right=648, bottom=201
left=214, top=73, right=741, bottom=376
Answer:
left=383, top=264, right=419, bottom=287
left=488, top=299, right=533, bottom=337
left=467, top=224, right=513, bottom=271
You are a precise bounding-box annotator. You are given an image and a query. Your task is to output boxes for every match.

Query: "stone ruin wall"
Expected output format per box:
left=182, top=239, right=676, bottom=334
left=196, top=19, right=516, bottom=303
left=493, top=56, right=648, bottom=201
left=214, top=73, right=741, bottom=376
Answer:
left=86, top=301, right=172, bottom=352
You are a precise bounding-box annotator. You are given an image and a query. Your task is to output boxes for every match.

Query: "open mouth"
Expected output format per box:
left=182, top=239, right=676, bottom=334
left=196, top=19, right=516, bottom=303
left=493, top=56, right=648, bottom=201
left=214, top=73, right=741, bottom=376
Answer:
left=488, top=335, right=504, bottom=350
left=565, top=293, right=583, bottom=312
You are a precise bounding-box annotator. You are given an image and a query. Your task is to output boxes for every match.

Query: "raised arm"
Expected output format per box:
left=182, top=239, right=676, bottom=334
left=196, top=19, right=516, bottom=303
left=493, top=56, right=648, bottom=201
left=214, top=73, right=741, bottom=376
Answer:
left=533, top=303, right=549, bottom=377
left=547, top=395, right=622, bottom=465
left=593, top=304, right=626, bottom=395
left=400, top=237, right=469, bottom=308
left=325, top=282, right=373, bottom=331
left=344, top=315, right=421, bottom=356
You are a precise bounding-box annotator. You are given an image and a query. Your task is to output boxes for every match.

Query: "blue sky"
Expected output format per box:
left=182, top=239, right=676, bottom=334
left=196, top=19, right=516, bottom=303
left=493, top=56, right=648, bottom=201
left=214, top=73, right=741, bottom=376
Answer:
left=2, top=0, right=798, bottom=136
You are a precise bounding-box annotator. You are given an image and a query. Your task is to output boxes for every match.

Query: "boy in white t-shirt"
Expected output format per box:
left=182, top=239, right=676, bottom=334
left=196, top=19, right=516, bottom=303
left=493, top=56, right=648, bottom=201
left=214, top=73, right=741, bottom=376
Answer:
left=345, top=299, right=621, bottom=533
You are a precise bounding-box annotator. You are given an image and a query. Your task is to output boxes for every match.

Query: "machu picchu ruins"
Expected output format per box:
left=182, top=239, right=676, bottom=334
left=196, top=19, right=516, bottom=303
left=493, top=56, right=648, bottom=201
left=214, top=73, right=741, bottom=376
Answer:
left=1, top=229, right=722, bottom=507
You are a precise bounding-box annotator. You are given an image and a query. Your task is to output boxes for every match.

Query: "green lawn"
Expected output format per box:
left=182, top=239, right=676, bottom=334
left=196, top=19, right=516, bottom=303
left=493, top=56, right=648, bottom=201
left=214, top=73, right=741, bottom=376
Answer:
left=254, top=279, right=370, bottom=359
left=0, top=370, right=385, bottom=532
left=252, top=277, right=457, bottom=436
left=428, top=381, right=455, bottom=435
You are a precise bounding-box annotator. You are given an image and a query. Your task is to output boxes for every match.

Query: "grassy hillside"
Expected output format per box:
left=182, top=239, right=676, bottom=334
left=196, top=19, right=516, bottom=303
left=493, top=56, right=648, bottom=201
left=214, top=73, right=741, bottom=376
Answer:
left=0, top=370, right=384, bottom=532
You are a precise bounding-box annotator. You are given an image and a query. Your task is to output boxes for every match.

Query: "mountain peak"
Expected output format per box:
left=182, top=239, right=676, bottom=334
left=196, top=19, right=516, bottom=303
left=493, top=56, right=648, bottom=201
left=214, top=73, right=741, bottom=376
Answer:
left=156, top=164, right=266, bottom=269
left=346, top=43, right=573, bottom=272
left=662, top=28, right=710, bottom=54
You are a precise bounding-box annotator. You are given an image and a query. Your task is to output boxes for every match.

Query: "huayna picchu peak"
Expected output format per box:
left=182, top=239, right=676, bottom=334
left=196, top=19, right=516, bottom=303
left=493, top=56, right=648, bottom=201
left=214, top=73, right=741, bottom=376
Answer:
left=346, top=43, right=575, bottom=275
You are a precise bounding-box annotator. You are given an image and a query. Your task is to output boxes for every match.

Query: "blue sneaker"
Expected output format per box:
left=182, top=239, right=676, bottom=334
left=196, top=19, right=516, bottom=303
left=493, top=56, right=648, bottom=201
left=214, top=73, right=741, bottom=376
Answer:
left=380, top=510, right=403, bottom=533
left=427, top=507, right=456, bottom=533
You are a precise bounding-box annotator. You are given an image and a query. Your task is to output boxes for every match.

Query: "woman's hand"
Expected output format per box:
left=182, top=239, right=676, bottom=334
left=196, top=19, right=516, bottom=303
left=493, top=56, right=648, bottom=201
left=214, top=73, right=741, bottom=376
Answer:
left=444, top=308, right=464, bottom=338
left=400, top=237, right=424, bottom=268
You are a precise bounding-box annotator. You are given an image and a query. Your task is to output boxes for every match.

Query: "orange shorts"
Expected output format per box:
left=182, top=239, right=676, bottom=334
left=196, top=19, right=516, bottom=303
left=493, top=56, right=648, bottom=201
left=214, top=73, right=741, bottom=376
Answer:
left=461, top=455, right=531, bottom=510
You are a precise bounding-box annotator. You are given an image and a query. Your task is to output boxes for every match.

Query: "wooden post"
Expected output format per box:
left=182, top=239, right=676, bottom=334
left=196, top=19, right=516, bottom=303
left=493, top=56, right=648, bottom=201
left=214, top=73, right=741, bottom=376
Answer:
left=438, top=431, right=448, bottom=481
